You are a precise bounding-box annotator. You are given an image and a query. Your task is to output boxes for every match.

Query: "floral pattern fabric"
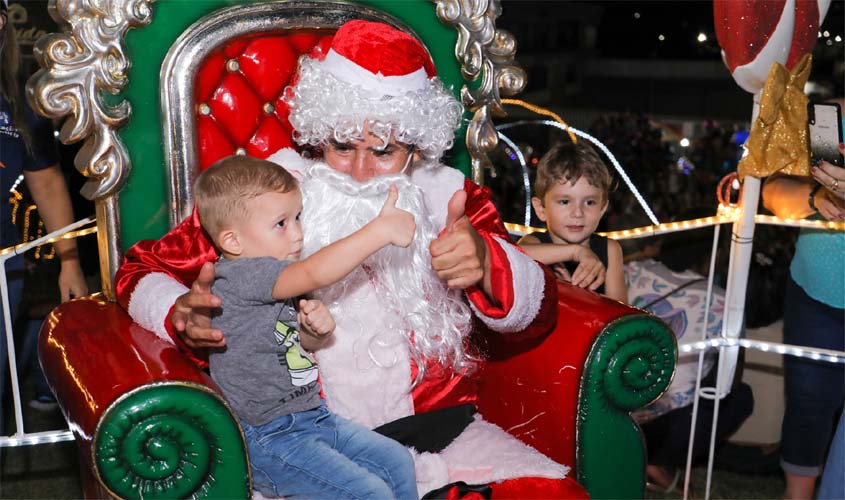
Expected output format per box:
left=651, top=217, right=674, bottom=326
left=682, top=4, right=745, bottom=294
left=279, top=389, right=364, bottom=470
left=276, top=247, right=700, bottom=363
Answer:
left=625, top=260, right=725, bottom=422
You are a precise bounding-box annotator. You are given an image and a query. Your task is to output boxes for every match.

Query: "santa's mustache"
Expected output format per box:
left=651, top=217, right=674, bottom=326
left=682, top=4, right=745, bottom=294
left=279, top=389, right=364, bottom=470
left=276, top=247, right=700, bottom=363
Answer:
left=304, top=162, right=412, bottom=198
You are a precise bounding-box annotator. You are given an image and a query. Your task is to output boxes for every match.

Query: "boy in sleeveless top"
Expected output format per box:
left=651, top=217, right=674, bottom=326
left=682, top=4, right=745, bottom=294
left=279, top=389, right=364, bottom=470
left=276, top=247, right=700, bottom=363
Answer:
left=194, top=155, right=418, bottom=499
left=518, top=142, right=627, bottom=302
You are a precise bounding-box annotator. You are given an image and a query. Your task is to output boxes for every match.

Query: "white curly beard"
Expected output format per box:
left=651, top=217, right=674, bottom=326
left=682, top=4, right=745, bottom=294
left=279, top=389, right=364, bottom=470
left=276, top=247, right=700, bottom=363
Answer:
left=299, top=162, right=472, bottom=427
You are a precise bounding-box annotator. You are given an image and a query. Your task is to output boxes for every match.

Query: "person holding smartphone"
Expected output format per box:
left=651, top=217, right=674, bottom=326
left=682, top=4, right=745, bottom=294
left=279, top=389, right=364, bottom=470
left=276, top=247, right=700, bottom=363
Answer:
left=761, top=96, right=844, bottom=500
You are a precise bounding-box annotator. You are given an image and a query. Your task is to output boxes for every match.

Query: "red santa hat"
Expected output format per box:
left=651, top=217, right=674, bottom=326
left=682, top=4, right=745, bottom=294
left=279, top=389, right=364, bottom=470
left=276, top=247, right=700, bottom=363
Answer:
left=320, top=20, right=437, bottom=96
left=286, top=19, right=463, bottom=161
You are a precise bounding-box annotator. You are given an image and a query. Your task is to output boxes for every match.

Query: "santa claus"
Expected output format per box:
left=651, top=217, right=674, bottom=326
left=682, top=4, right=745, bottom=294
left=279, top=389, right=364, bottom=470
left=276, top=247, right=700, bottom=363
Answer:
left=116, top=19, right=574, bottom=497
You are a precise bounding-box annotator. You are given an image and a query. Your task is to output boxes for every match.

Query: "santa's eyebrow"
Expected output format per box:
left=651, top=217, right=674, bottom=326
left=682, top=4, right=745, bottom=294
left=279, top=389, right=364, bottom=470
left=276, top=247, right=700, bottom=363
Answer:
left=369, top=143, right=397, bottom=152
left=328, top=138, right=350, bottom=147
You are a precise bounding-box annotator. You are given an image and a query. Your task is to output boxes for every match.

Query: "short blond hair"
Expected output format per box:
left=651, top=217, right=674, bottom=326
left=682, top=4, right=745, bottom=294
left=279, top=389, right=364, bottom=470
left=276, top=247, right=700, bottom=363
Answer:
left=533, top=142, right=613, bottom=202
left=194, top=155, right=298, bottom=241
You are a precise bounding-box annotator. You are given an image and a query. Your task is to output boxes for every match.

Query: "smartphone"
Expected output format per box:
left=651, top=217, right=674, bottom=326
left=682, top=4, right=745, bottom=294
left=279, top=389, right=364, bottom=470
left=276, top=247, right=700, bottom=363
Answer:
left=808, top=102, right=844, bottom=167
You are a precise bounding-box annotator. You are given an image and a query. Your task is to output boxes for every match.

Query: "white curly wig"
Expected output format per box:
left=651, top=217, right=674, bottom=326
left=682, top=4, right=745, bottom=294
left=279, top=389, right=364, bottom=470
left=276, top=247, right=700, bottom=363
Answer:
left=285, top=48, right=465, bottom=161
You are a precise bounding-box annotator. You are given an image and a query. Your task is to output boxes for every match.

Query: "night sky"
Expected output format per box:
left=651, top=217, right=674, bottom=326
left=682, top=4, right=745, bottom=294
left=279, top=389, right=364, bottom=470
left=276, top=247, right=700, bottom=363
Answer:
left=501, top=1, right=843, bottom=62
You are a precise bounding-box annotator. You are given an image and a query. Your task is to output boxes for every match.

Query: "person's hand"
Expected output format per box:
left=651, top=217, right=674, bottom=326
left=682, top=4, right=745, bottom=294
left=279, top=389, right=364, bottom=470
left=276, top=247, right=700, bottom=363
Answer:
left=430, top=190, right=487, bottom=290
left=551, top=263, right=572, bottom=283
left=811, top=144, right=845, bottom=201
left=170, top=261, right=225, bottom=348
left=814, top=187, right=845, bottom=222
left=377, top=185, right=416, bottom=247
left=569, top=246, right=607, bottom=291
left=298, top=299, right=335, bottom=337
left=57, top=261, right=88, bottom=302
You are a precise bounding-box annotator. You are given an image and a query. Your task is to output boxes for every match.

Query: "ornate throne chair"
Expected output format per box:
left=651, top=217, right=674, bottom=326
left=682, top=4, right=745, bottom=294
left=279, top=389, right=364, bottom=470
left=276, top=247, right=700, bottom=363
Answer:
left=29, top=1, right=676, bottom=498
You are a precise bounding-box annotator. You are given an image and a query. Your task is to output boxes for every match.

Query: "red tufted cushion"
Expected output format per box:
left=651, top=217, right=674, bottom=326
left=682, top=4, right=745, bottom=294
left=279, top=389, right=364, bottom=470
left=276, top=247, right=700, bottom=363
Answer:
left=194, top=31, right=334, bottom=170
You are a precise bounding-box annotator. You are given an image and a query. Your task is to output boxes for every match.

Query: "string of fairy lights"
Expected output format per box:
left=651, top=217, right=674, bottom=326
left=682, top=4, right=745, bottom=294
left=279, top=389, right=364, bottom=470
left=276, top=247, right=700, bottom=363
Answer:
left=504, top=205, right=845, bottom=240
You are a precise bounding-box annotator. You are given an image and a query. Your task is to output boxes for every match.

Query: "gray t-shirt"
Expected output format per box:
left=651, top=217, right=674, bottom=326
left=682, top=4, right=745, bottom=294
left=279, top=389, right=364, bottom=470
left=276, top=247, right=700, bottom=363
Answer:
left=210, top=256, right=321, bottom=426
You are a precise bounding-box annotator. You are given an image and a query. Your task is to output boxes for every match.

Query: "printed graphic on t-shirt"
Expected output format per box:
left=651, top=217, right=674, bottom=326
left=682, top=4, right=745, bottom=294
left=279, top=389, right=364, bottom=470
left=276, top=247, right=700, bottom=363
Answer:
left=0, top=111, right=21, bottom=139
left=274, top=318, right=319, bottom=388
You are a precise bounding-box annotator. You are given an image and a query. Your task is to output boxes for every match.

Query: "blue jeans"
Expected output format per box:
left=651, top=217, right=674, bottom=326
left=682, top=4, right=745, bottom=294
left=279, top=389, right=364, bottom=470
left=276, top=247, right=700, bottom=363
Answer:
left=241, top=404, right=418, bottom=499
left=781, top=276, right=845, bottom=476
left=17, top=317, right=52, bottom=399
left=818, top=412, right=845, bottom=499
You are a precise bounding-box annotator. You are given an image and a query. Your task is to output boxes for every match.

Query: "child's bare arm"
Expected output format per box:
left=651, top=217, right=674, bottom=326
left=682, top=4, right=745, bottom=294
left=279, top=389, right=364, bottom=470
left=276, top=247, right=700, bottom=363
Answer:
left=518, top=234, right=607, bottom=289
left=603, top=239, right=628, bottom=302
left=517, top=234, right=586, bottom=265
left=273, top=185, right=415, bottom=299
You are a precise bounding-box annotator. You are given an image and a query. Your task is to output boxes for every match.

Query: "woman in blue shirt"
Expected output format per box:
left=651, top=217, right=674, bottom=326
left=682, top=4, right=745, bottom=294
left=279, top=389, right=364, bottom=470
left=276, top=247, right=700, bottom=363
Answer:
left=762, top=103, right=844, bottom=500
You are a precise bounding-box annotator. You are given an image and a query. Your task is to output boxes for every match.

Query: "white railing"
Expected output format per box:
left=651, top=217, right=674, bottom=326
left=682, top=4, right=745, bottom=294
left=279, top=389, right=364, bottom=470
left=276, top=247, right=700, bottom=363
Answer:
left=0, top=217, right=96, bottom=448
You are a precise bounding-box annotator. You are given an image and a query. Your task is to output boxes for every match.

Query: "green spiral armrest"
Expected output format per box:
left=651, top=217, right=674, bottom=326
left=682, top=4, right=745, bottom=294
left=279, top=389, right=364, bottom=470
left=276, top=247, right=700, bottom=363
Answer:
left=477, top=282, right=677, bottom=499
left=94, top=384, right=250, bottom=499
left=38, top=297, right=251, bottom=499
left=577, top=313, right=677, bottom=499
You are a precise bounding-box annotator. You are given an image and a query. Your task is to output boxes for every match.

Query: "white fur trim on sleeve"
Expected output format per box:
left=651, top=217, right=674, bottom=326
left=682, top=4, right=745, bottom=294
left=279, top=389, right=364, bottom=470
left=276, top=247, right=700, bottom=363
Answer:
left=126, top=272, right=188, bottom=343
left=469, top=236, right=545, bottom=333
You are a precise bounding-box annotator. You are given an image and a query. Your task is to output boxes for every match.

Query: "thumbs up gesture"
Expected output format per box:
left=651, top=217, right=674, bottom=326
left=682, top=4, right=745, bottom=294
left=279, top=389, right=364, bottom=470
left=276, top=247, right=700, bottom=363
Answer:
left=377, top=185, right=416, bottom=247
left=430, top=189, right=488, bottom=290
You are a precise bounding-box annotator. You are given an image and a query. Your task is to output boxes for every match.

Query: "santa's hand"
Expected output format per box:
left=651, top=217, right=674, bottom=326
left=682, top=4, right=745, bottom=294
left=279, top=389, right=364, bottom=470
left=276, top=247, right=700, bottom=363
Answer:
left=298, top=299, right=335, bottom=336
left=377, top=185, right=416, bottom=247
left=430, top=190, right=488, bottom=290
left=171, top=261, right=225, bottom=348
left=570, top=246, right=606, bottom=291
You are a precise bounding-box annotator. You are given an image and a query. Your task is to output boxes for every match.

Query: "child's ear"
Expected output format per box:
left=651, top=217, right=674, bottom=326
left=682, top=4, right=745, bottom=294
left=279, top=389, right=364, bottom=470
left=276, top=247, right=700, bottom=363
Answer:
left=600, top=198, right=609, bottom=216
left=218, top=229, right=242, bottom=256
left=531, top=196, right=547, bottom=222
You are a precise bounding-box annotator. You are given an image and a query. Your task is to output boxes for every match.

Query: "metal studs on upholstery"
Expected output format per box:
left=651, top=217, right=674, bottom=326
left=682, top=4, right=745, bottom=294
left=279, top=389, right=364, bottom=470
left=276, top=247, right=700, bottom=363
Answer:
left=194, top=32, right=333, bottom=169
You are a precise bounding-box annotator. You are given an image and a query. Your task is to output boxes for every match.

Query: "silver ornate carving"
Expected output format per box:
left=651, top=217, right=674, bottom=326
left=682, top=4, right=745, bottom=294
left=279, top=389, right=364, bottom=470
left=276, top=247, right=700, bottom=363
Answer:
left=27, top=0, right=155, bottom=299
left=434, top=0, right=526, bottom=184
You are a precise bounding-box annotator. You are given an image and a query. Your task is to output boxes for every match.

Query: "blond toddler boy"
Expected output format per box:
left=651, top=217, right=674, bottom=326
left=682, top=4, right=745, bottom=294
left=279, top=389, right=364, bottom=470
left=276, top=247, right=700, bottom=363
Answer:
left=194, top=155, right=419, bottom=499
